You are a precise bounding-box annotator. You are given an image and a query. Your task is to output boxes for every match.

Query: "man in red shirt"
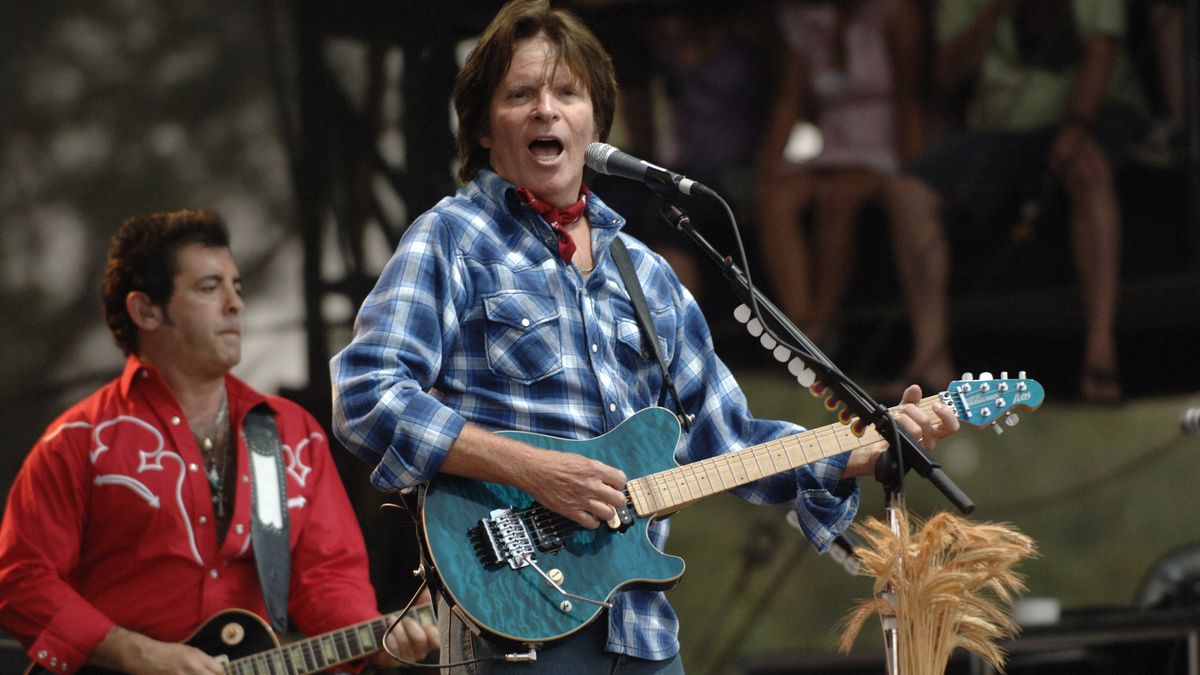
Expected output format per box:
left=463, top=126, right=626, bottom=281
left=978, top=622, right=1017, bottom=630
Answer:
left=0, top=209, right=437, bottom=674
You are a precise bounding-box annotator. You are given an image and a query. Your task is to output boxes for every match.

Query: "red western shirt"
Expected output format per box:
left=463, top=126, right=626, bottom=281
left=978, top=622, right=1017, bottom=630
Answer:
left=0, top=356, right=379, bottom=673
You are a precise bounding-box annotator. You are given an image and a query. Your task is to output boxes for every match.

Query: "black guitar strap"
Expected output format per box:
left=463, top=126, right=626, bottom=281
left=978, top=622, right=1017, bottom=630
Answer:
left=610, top=237, right=693, bottom=431
left=244, top=404, right=291, bottom=633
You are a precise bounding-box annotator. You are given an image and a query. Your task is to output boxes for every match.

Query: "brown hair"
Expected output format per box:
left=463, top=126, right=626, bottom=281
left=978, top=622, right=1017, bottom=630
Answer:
left=102, top=208, right=230, bottom=355
left=453, top=0, right=617, bottom=183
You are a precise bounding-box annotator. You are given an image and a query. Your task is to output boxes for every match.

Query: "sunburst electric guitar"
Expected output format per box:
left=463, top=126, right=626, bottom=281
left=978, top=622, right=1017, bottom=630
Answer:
left=422, top=374, right=1044, bottom=644
left=25, top=604, right=434, bottom=675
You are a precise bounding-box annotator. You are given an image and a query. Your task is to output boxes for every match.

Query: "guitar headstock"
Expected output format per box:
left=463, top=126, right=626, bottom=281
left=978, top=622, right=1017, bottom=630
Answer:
left=939, top=371, right=1045, bottom=434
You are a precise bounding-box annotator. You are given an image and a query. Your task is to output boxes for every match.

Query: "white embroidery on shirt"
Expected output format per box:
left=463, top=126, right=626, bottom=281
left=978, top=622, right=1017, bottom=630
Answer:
left=283, top=432, right=321, bottom=487
left=86, top=415, right=205, bottom=567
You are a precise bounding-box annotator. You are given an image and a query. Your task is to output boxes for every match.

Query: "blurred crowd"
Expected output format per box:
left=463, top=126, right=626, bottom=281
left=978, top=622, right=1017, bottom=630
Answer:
left=567, top=0, right=1190, bottom=404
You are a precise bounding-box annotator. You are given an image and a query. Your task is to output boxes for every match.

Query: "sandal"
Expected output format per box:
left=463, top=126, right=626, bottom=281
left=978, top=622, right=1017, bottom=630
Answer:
left=1080, top=367, right=1124, bottom=406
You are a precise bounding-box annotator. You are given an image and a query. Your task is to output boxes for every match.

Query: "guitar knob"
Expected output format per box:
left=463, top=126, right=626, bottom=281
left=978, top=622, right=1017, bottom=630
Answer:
left=221, top=621, right=246, bottom=646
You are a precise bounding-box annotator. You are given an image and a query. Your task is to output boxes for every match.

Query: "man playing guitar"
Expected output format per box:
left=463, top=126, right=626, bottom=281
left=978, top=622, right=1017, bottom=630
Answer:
left=0, top=210, right=437, bottom=674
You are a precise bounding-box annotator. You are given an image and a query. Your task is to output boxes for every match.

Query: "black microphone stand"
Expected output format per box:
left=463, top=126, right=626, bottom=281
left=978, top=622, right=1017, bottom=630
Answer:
left=655, top=192, right=975, bottom=675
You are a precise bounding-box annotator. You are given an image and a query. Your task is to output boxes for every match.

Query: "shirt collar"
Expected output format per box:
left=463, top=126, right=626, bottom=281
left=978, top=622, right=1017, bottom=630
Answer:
left=118, top=353, right=268, bottom=416
left=473, top=169, right=628, bottom=255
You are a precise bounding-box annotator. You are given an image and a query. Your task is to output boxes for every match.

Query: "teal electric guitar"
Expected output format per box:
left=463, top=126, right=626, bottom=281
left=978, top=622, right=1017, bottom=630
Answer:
left=422, top=373, right=1045, bottom=644
left=24, top=605, right=434, bottom=675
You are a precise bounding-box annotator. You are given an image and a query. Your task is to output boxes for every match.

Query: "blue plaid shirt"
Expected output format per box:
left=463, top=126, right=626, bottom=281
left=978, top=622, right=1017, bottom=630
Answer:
left=331, top=169, right=860, bottom=660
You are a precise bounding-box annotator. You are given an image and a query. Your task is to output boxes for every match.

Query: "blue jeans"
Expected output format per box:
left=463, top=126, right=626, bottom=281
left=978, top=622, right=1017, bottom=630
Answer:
left=437, top=595, right=686, bottom=674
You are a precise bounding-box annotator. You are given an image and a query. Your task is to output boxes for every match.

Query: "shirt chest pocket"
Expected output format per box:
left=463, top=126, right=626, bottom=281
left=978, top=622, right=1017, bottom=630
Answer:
left=614, top=308, right=675, bottom=370
left=484, top=291, right=564, bottom=385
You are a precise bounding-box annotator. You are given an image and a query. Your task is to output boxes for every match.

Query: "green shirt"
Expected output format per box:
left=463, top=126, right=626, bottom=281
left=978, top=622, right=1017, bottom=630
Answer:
left=938, top=0, right=1146, bottom=130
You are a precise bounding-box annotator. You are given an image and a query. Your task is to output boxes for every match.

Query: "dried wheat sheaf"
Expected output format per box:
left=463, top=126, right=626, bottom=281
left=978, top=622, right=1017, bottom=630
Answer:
left=838, top=503, right=1038, bottom=674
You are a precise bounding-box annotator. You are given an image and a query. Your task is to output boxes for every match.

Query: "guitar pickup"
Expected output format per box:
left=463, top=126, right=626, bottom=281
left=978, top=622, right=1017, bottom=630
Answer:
left=529, top=510, right=564, bottom=553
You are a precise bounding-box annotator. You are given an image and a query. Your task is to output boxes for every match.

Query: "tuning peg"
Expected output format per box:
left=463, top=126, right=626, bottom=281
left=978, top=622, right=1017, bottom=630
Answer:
left=760, top=333, right=777, bottom=350
left=980, top=372, right=994, bottom=380
left=773, top=346, right=791, bottom=363
left=1001, top=371, right=1009, bottom=380
left=734, top=304, right=751, bottom=323
left=1018, top=370, right=1027, bottom=379
left=992, top=421, right=1005, bottom=435
left=1005, top=413, right=1020, bottom=427
left=961, top=372, right=975, bottom=381
left=746, top=318, right=764, bottom=337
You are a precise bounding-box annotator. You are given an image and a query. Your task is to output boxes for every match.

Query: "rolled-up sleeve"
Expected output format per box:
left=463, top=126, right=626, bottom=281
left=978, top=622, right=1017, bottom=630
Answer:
left=331, top=211, right=468, bottom=491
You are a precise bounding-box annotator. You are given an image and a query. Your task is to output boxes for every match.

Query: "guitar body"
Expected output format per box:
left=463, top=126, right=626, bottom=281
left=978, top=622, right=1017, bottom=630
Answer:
left=422, top=407, right=687, bottom=644
left=25, top=609, right=277, bottom=674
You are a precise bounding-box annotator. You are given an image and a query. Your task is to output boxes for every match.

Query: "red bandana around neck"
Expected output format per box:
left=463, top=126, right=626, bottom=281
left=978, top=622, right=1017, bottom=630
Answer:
left=516, top=185, right=590, bottom=263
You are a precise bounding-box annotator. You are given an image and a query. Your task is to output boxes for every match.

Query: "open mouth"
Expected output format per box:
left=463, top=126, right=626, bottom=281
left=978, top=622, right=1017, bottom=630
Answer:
left=529, top=138, right=564, bottom=161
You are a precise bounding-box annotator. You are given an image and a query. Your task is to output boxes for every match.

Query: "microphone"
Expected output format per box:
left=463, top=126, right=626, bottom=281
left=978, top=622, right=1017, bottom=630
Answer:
left=584, top=142, right=712, bottom=197
left=1182, top=408, right=1200, bottom=436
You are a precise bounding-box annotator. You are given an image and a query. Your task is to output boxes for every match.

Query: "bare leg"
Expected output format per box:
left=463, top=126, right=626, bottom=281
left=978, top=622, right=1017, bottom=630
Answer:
left=810, top=167, right=885, bottom=343
left=883, top=174, right=955, bottom=387
left=1062, top=135, right=1122, bottom=403
left=755, top=171, right=818, bottom=326
left=1151, top=1, right=1186, bottom=126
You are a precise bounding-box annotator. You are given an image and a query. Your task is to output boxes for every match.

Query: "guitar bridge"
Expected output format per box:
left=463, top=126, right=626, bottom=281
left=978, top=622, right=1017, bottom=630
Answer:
left=474, top=507, right=536, bottom=569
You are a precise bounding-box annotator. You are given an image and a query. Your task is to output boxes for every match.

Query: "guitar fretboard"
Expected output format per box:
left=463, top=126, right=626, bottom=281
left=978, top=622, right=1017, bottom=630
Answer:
left=627, top=396, right=942, bottom=516
left=226, top=605, right=434, bottom=675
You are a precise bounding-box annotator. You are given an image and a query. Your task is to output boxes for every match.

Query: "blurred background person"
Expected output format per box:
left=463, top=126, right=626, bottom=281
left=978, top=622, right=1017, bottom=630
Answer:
left=575, top=1, right=777, bottom=305
left=752, top=0, right=928, bottom=354
left=882, top=0, right=1147, bottom=403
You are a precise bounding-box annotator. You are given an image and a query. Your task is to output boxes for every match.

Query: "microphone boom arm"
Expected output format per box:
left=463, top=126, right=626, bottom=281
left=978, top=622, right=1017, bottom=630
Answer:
left=656, top=196, right=974, bottom=514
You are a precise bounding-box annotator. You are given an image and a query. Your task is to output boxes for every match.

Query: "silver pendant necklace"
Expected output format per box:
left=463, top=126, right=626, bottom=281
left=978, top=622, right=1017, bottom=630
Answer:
left=196, top=391, right=230, bottom=519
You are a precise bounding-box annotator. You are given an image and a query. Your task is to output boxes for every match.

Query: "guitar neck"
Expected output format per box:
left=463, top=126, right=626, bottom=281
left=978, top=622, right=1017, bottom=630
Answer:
left=627, top=396, right=944, bottom=517
left=229, top=605, right=434, bottom=674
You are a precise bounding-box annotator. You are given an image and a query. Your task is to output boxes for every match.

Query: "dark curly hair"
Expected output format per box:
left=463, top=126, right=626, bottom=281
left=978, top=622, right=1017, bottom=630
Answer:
left=102, top=209, right=230, bottom=355
left=453, top=0, right=617, bottom=184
